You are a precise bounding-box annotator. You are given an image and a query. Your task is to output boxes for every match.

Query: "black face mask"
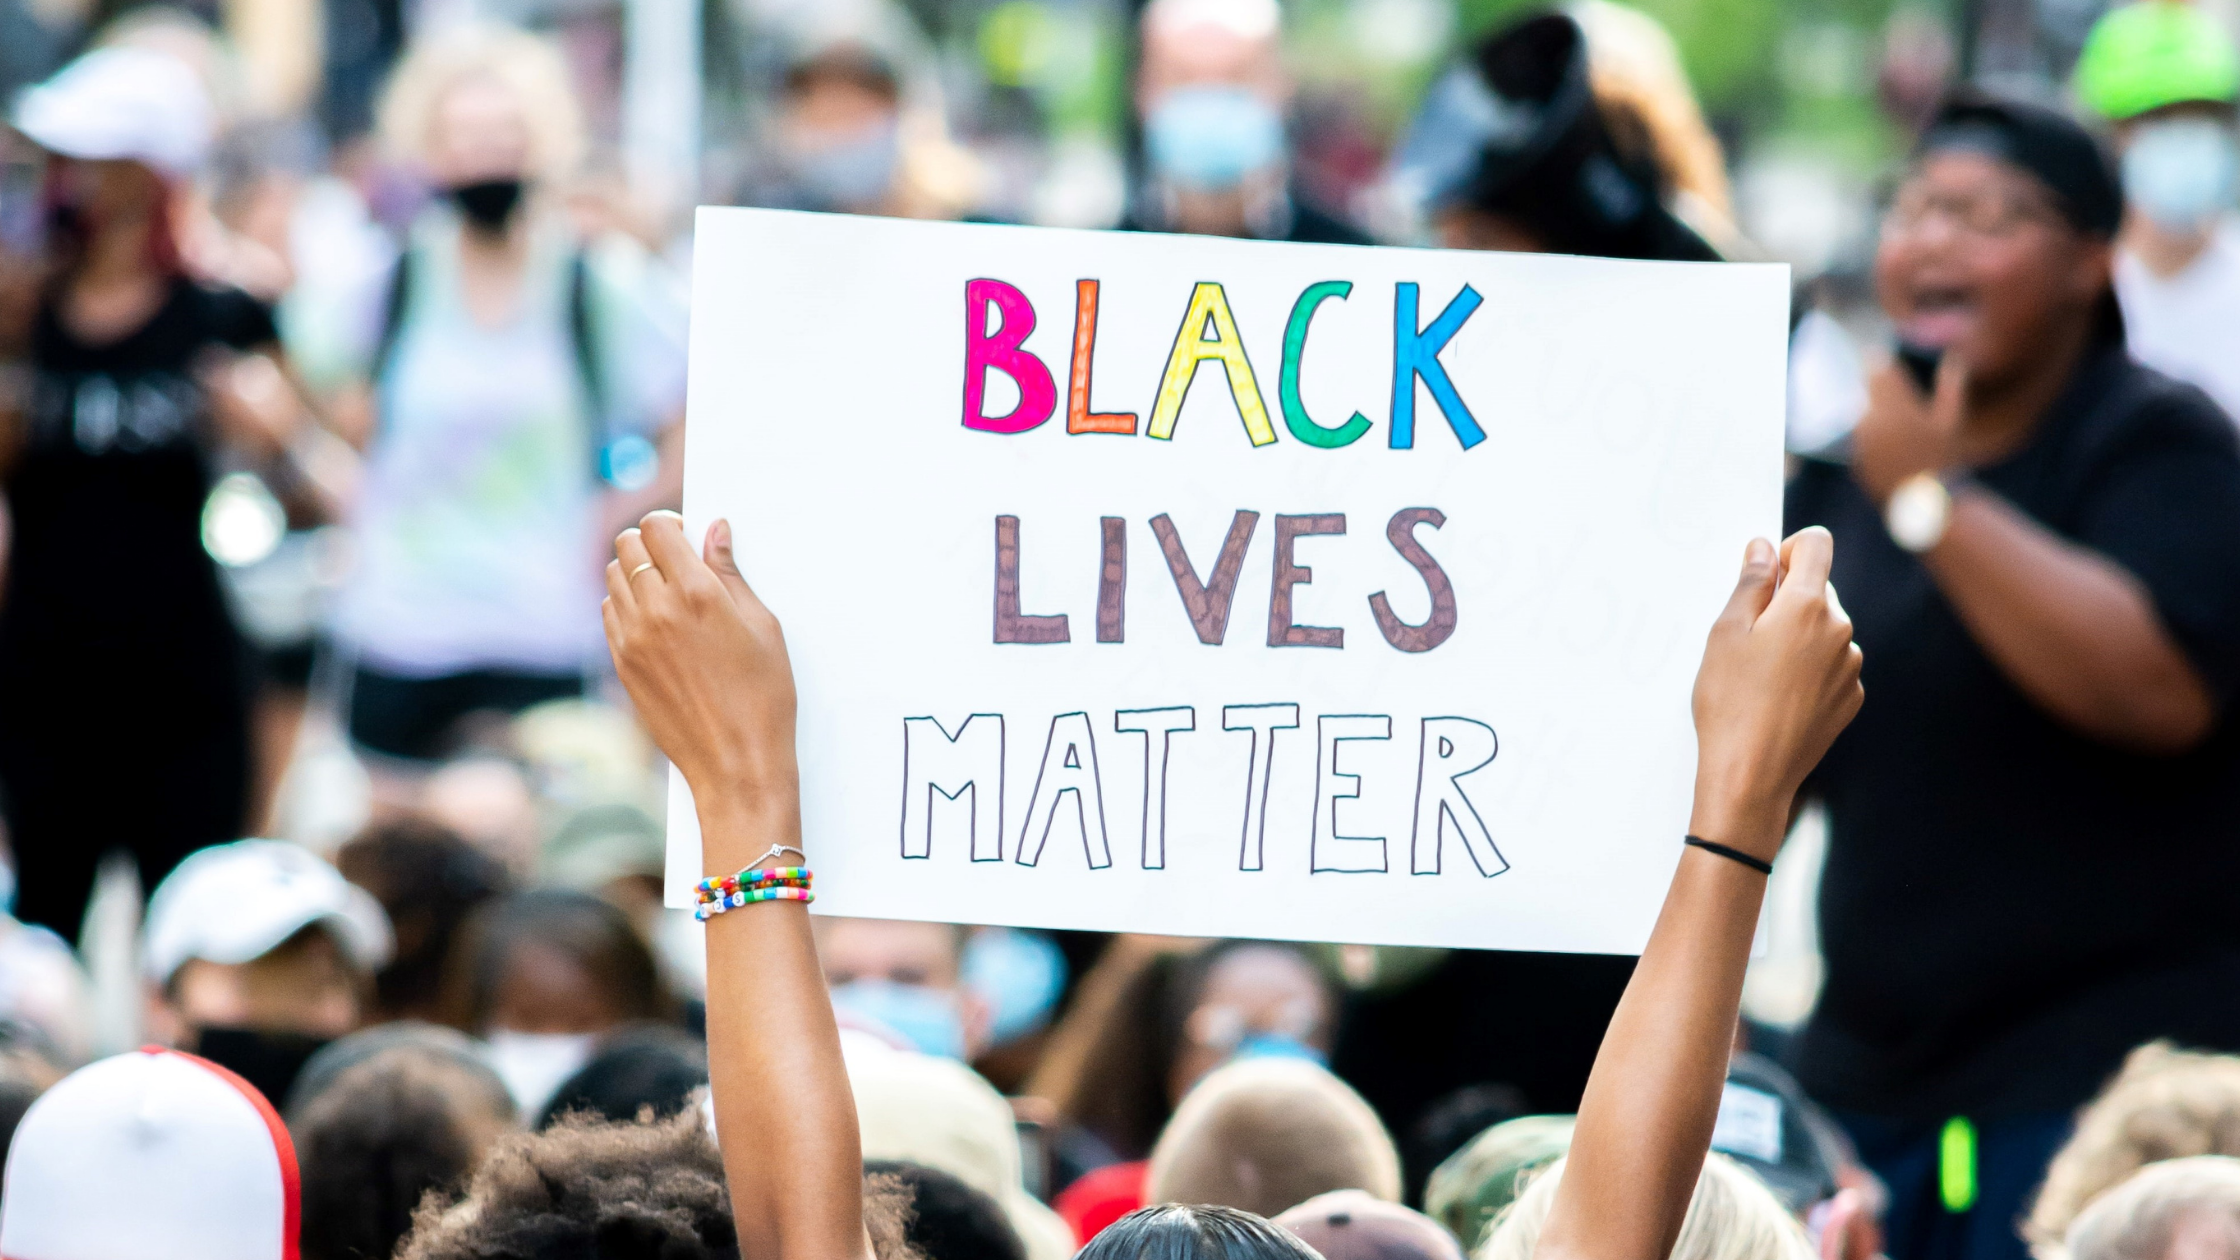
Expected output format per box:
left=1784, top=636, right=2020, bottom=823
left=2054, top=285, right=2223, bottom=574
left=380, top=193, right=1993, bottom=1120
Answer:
left=448, top=178, right=525, bottom=232
left=193, top=1026, right=332, bottom=1108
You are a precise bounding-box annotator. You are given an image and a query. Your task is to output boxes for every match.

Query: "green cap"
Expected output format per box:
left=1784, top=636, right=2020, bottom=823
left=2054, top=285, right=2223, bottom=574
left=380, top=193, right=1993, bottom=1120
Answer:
left=2075, top=2, right=2240, bottom=120
left=1423, top=1114, right=1575, bottom=1251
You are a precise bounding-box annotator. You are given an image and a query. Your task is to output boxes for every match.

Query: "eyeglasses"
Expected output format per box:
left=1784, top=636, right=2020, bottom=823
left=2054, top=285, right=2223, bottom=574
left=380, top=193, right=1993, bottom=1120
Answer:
left=1881, top=182, right=2065, bottom=241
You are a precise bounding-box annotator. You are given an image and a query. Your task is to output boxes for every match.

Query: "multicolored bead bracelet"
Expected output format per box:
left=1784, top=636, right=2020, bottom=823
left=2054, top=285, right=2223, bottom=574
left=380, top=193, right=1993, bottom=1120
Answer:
left=695, top=884, right=814, bottom=920
left=694, top=867, right=811, bottom=902
left=694, top=859, right=814, bottom=921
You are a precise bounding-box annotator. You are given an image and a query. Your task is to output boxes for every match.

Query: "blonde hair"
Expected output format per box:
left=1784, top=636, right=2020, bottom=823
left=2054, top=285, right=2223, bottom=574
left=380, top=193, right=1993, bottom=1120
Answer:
left=376, top=23, right=585, bottom=181
left=1477, top=1154, right=1814, bottom=1260
left=2030, top=1045, right=2240, bottom=1255
left=2063, top=1156, right=2240, bottom=1260
left=1146, top=1057, right=1403, bottom=1218
left=1569, top=1, right=1738, bottom=246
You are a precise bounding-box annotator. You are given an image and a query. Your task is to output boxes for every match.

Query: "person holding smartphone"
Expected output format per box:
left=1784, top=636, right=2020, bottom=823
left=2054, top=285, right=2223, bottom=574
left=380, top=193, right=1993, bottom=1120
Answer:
left=1785, top=95, right=2240, bottom=1260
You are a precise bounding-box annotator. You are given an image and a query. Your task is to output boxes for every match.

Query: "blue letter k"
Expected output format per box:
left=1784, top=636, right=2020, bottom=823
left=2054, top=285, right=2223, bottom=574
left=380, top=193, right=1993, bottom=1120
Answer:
left=1389, top=282, right=1485, bottom=450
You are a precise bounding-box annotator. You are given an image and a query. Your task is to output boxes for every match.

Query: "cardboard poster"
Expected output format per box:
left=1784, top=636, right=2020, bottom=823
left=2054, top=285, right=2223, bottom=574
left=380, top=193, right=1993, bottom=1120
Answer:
left=670, top=207, right=1788, bottom=953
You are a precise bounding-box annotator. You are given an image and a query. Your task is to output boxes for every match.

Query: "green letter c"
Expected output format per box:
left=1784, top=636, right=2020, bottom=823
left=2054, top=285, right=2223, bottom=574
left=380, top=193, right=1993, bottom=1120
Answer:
left=1279, top=280, right=1371, bottom=449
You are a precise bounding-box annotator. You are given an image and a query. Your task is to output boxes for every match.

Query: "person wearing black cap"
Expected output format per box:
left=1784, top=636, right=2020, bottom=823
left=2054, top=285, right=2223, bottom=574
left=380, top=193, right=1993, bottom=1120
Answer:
left=1332, top=6, right=1743, bottom=1161
left=1786, top=94, right=2240, bottom=1260
left=1387, top=8, right=1722, bottom=261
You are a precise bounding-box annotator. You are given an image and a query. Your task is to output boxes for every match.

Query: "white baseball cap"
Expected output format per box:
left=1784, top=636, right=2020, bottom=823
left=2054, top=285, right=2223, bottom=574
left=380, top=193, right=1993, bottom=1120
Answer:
left=0, top=1047, right=300, bottom=1260
left=143, top=840, right=393, bottom=988
left=11, top=45, right=216, bottom=175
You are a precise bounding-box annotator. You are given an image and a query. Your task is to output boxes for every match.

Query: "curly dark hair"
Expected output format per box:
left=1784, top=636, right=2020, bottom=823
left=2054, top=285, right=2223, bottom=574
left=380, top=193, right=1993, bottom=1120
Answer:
left=398, top=1110, right=918, bottom=1260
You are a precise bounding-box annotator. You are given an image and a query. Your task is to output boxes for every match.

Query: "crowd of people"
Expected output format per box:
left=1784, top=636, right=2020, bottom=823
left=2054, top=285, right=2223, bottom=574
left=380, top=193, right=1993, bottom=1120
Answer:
left=3, top=0, right=2240, bottom=1258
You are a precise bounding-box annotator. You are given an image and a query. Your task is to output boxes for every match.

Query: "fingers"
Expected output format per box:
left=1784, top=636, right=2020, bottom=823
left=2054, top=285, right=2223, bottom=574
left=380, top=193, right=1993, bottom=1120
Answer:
left=1864, top=361, right=1917, bottom=415
left=604, top=559, right=637, bottom=615
left=1773, top=527, right=1835, bottom=606
left=601, top=590, right=625, bottom=651
left=703, top=518, right=756, bottom=603
left=638, top=510, right=703, bottom=582
left=1930, top=353, right=1970, bottom=436
left=615, top=527, right=661, bottom=595
left=1719, top=537, right=1779, bottom=628
left=1825, top=575, right=1852, bottom=624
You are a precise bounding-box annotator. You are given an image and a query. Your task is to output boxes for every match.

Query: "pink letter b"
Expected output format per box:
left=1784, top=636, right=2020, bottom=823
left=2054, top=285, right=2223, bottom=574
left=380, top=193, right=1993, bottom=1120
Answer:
left=963, top=279, right=1057, bottom=434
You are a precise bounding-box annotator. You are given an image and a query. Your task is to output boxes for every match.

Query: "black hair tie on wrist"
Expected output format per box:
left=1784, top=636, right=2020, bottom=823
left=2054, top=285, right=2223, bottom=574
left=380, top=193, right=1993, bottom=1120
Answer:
left=1684, top=835, right=1774, bottom=876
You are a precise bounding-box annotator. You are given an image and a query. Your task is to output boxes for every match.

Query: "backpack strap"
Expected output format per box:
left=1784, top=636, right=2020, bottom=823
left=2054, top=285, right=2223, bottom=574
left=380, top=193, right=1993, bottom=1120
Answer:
left=566, top=250, right=611, bottom=485
left=373, top=244, right=618, bottom=487
left=370, top=247, right=414, bottom=388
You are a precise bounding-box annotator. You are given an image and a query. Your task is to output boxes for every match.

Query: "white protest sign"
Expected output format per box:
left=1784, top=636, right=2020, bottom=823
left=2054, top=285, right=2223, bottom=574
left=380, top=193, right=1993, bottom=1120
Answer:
left=670, top=208, right=1788, bottom=954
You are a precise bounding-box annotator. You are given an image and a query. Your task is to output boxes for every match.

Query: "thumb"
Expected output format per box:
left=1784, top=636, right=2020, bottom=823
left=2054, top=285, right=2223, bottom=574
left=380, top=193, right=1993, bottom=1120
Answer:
left=1720, top=537, right=1779, bottom=628
left=1930, top=353, right=1969, bottom=436
left=703, top=518, right=754, bottom=602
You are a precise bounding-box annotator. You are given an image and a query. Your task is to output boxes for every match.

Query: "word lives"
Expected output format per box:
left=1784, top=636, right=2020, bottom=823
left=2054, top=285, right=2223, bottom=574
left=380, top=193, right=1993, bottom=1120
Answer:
left=898, top=705, right=1508, bottom=878
left=995, top=508, right=1458, bottom=652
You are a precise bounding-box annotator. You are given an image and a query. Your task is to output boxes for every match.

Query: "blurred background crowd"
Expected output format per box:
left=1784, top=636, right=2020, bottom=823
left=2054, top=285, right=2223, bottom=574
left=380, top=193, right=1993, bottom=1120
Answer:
left=2, top=0, right=2240, bottom=1257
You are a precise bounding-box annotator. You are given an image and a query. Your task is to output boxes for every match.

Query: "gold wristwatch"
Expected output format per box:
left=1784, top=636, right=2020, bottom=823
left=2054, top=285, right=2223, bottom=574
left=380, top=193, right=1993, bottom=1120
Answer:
left=1885, top=470, right=1964, bottom=553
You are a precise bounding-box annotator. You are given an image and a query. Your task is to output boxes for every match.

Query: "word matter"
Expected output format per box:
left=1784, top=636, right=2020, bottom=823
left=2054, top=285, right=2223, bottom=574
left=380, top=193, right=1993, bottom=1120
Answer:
left=899, top=706, right=1507, bottom=879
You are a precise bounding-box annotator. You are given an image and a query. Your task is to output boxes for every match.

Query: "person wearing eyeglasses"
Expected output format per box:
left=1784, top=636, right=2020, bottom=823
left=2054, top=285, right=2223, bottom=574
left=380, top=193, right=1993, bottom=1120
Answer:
left=1784, top=95, right=2240, bottom=1260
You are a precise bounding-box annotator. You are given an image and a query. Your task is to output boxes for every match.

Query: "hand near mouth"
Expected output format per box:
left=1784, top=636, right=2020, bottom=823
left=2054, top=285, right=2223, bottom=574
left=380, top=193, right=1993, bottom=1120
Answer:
left=1851, top=351, right=1969, bottom=505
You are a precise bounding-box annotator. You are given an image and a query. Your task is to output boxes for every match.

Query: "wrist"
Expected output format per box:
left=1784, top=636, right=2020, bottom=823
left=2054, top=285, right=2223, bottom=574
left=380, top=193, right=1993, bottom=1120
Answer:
left=1687, top=775, right=1789, bottom=863
left=1884, top=468, right=1971, bottom=553
left=691, top=741, right=799, bottom=808
left=694, top=778, right=802, bottom=872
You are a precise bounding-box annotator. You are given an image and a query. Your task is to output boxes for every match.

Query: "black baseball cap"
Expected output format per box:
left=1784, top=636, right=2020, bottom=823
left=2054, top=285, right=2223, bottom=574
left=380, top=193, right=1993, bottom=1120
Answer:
left=1391, top=10, right=1718, bottom=261
left=1916, top=92, right=2125, bottom=237
left=1712, top=1052, right=1847, bottom=1213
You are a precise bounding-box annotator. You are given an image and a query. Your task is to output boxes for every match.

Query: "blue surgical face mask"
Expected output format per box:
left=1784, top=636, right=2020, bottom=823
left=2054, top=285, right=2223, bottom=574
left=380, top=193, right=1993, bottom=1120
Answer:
left=830, top=979, right=967, bottom=1059
left=787, top=120, right=900, bottom=211
left=961, top=927, right=1067, bottom=1046
left=1231, top=1031, right=1328, bottom=1066
left=2123, top=117, right=2239, bottom=231
left=1145, top=86, right=1284, bottom=192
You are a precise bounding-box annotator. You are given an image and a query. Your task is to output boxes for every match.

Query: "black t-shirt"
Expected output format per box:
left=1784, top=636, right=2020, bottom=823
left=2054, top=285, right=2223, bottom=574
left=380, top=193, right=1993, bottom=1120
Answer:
left=1786, top=343, right=2240, bottom=1120
left=3, top=277, right=274, bottom=674
left=0, top=276, right=275, bottom=927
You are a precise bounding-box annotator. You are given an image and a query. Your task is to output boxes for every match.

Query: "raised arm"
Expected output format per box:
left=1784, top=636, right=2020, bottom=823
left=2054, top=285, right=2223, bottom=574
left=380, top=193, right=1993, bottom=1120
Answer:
left=602, top=510, right=873, bottom=1260
left=1534, top=528, right=1864, bottom=1260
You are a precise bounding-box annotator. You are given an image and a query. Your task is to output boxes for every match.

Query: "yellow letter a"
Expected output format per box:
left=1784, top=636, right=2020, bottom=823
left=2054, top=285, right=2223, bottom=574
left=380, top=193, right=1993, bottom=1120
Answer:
left=1146, top=282, right=1277, bottom=446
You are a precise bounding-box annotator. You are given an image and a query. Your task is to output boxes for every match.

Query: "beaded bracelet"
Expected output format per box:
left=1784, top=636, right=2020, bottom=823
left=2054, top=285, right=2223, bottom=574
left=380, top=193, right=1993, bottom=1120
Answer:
left=693, top=867, right=812, bottom=904
left=693, top=866, right=810, bottom=895
left=694, top=859, right=816, bottom=920
left=695, top=884, right=815, bottom=921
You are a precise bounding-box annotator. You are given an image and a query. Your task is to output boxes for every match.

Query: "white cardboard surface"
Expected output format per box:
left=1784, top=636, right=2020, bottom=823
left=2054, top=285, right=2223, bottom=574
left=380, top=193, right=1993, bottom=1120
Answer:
left=668, top=207, right=1789, bottom=954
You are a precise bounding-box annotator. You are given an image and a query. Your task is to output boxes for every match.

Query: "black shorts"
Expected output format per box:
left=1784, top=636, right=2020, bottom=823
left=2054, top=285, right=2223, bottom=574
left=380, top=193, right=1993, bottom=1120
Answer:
left=347, top=665, right=583, bottom=762
left=259, top=638, right=321, bottom=691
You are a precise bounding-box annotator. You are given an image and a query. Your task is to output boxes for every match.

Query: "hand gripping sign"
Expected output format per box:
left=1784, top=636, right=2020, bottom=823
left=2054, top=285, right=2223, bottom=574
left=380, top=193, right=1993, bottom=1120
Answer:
left=670, top=209, right=1788, bottom=954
